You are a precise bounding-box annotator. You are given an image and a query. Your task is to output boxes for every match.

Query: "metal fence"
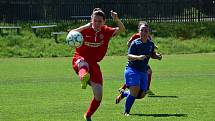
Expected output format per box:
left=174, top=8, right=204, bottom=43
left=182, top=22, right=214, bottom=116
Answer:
left=0, top=0, right=215, bottom=22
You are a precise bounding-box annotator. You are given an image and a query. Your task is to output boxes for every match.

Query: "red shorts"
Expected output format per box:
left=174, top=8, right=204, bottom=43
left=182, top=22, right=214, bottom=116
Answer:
left=72, top=56, right=103, bottom=85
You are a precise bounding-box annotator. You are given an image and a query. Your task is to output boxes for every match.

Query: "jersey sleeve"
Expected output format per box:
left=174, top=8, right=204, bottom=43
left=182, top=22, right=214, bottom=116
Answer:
left=128, top=33, right=140, bottom=47
left=150, top=42, right=155, bottom=55
left=128, top=41, right=137, bottom=55
left=105, top=26, right=117, bottom=38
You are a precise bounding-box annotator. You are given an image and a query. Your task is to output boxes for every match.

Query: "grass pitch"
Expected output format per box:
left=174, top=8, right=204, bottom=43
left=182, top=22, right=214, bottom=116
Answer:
left=0, top=53, right=215, bottom=121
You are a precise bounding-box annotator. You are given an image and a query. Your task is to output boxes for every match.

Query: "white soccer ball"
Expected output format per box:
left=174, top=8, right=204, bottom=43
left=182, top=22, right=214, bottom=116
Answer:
left=66, top=31, right=83, bottom=47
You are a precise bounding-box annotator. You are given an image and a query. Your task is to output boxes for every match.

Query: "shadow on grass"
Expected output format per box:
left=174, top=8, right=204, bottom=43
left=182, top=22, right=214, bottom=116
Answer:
left=148, top=95, right=179, bottom=98
left=131, top=113, right=187, bottom=117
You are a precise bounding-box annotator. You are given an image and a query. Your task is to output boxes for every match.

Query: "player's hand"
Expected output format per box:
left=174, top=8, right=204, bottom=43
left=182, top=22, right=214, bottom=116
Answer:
left=155, top=45, right=159, bottom=50
left=157, top=53, right=162, bottom=60
left=110, top=10, right=119, bottom=21
left=67, top=29, right=71, bottom=33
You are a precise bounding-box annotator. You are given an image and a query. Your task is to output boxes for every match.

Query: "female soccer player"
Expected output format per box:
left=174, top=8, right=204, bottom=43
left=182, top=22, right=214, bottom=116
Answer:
left=116, top=21, right=161, bottom=116
left=71, top=8, right=125, bottom=121
left=117, top=21, right=158, bottom=98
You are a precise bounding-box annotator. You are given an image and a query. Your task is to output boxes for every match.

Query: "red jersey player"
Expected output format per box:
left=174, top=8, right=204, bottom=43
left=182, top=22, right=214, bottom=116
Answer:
left=71, top=8, right=125, bottom=121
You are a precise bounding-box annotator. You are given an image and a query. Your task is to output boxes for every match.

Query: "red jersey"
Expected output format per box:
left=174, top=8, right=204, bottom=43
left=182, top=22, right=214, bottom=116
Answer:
left=74, top=25, right=116, bottom=63
left=128, top=33, right=152, bottom=47
left=128, top=33, right=140, bottom=44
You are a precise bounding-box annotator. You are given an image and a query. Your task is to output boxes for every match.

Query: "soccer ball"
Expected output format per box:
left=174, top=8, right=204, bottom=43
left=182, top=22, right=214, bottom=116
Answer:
left=66, top=31, right=83, bottom=47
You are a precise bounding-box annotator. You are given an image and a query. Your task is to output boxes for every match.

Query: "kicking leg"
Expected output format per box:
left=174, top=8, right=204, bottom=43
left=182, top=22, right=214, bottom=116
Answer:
left=116, top=89, right=130, bottom=104
left=77, top=59, right=90, bottom=89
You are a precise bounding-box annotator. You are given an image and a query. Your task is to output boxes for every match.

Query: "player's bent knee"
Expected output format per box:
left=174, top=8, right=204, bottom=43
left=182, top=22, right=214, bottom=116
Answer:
left=136, top=91, right=147, bottom=99
left=93, top=91, right=103, bottom=101
left=148, top=68, right=152, bottom=74
left=94, top=96, right=102, bottom=101
left=130, top=90, right=140, bottom=97
left=77, top=60, right=89, bottom=70
left=91, top=82, right=103, bottom=101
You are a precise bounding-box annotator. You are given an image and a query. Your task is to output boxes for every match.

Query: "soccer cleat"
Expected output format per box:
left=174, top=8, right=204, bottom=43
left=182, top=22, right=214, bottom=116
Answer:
left=81, top=73, right=90, bottom=89
left=84, top=115, right=92, bottom=121
left=147, top=89, right=155, bottom=96
left=124, top=112, right=130, bottom=116
left=118, top=88, right=125, bottom=93
left=116, top=93, right=124, bottom=104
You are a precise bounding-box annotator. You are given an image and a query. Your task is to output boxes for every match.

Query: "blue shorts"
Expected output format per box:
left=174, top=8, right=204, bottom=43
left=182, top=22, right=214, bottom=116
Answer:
left=124, top=67, right=148, bottom=92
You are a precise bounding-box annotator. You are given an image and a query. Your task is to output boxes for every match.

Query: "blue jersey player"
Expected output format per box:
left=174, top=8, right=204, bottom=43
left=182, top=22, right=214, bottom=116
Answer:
left=116, top=21, right=162, bottom=116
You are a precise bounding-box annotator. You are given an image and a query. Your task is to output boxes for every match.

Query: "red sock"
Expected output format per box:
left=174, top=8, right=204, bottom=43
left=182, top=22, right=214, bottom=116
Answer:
left=147, top=73, right=152, bottom=90
left=85, top=97, right=101, bottom=117
left=78, top=66, right=88, bottom=80
left=121, top=84, right=127, bottom=90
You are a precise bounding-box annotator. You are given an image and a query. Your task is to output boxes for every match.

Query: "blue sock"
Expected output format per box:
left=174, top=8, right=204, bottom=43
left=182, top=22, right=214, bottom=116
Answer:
left=122, top=91, right=130, bottom=97
left=124, top=94, right=135, bottom=114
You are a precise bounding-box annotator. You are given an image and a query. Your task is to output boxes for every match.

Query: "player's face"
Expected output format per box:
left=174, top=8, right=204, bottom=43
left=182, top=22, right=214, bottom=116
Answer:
left=139, top=25, right=149, bottom=39
left=91, top=15, right=105, bottom=31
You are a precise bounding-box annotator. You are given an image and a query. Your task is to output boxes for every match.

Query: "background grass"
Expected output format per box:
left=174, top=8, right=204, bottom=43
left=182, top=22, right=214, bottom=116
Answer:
left=0, top=53, right=215, bottom=121
left=0, top=30, right=215, bottom=57
left=0, top=21, right=215, bottom=57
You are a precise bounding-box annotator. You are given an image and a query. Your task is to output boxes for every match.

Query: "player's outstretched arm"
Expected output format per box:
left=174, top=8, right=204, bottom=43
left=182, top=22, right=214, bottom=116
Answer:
left=111, top=10, right=126, bottom=36
left=128, top=54, right=149, bottom=61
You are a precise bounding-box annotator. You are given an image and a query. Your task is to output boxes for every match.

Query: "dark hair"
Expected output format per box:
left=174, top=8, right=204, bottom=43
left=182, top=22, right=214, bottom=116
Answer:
left=138, top=21, right=149, bottom=29
left=91, top=8, right=106, bottom=20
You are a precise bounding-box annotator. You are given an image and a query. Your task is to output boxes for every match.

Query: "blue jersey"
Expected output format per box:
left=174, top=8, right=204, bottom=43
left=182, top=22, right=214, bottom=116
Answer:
left=126, top=38, right=155, bottom=73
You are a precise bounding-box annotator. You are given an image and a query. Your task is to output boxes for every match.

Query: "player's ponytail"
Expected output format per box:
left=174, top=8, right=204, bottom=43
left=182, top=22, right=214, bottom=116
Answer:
left=93, top=8, right=102, bottom=12
left=91, top=8, right=106, bottom=20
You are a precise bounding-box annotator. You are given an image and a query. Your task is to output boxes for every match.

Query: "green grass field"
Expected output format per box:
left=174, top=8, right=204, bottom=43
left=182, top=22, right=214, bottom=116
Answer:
left=0, top=53, right=215, bottom=121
